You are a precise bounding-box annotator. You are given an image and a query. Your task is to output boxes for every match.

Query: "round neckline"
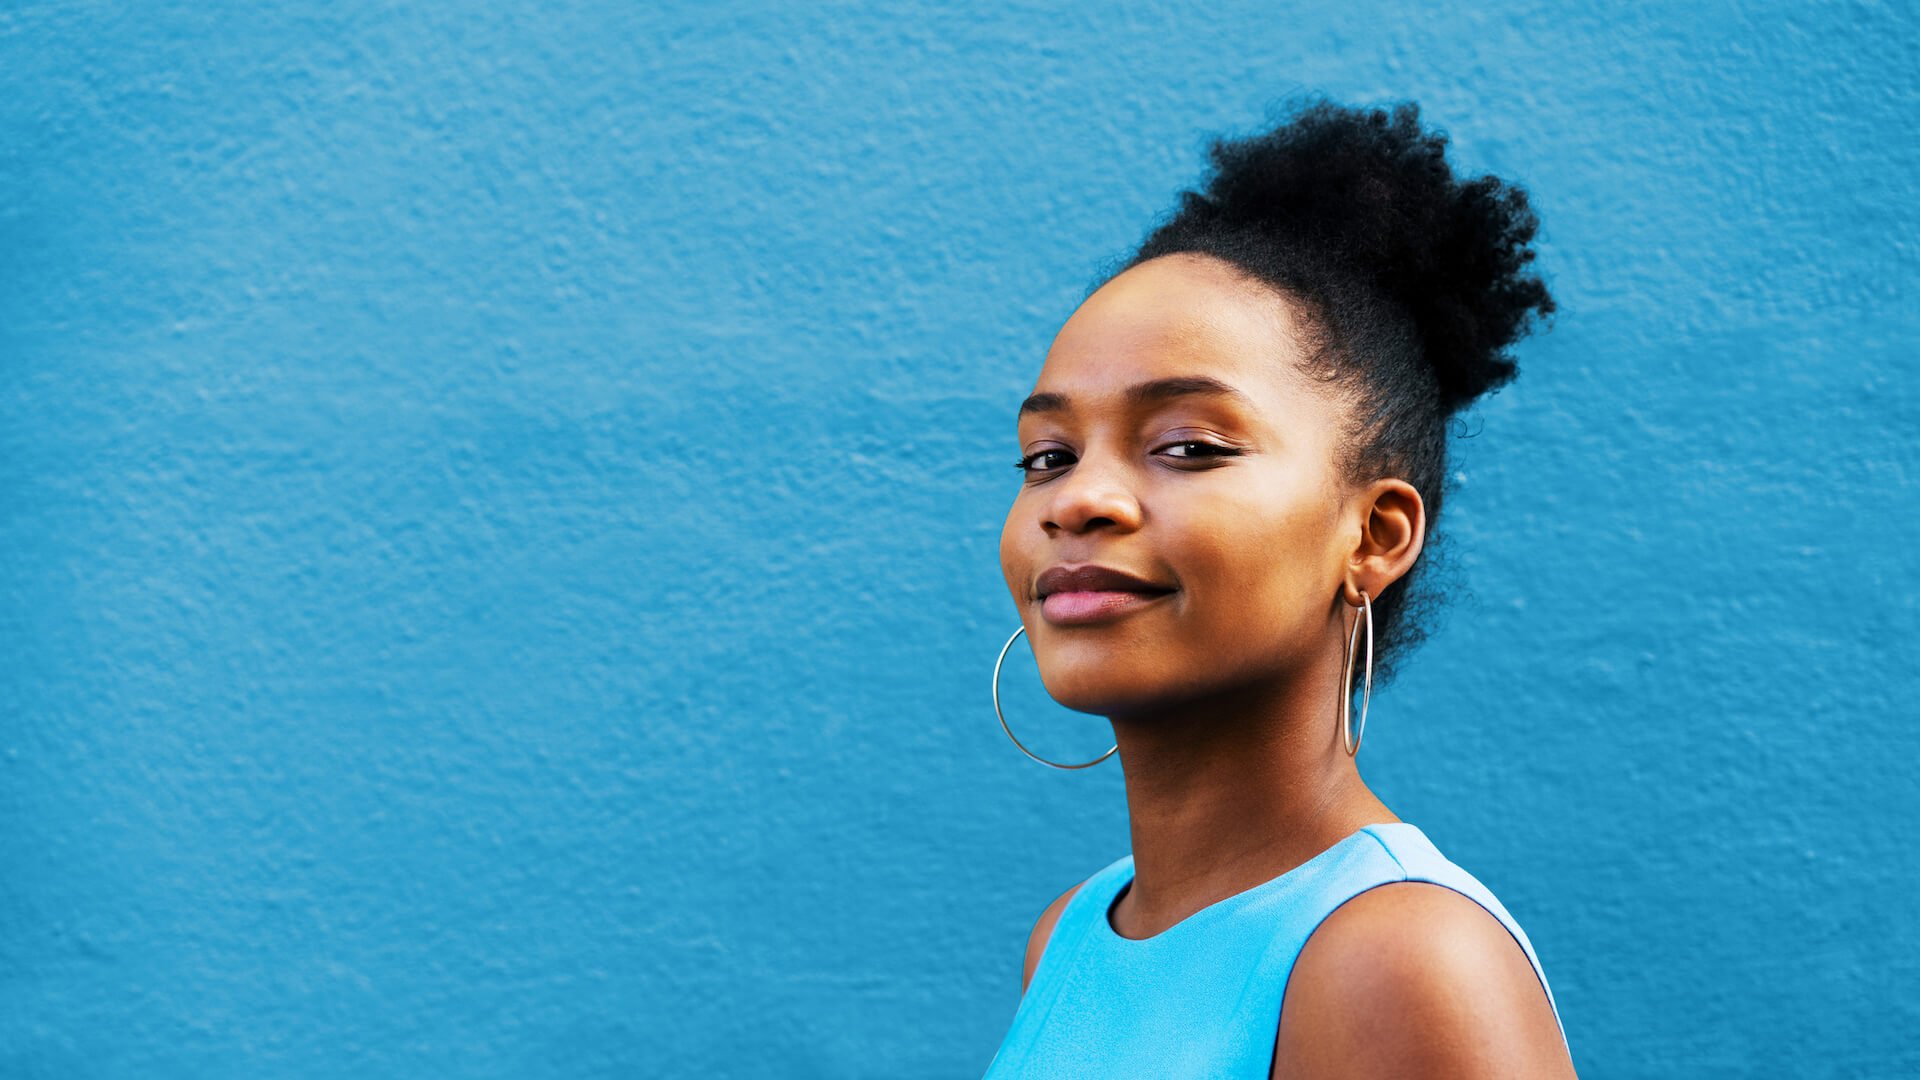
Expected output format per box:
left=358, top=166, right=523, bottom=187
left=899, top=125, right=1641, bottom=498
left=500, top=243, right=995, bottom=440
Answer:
left=1098, top=823, right=1408, bottom=945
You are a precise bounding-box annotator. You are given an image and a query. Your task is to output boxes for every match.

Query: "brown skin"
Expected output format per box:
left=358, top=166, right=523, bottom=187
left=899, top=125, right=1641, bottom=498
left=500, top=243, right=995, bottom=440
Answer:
left=1002, top=253, right=1576, bottom=1077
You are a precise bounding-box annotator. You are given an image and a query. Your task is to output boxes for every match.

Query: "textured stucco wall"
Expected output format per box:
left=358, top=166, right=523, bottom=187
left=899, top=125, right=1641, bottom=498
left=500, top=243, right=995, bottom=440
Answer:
left=3, top=2, right=1915, bottom=1076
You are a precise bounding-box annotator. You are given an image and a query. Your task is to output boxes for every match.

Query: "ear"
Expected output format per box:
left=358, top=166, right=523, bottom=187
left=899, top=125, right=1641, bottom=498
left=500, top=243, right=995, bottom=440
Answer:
left=1344, top=479, right=1425, bottom=606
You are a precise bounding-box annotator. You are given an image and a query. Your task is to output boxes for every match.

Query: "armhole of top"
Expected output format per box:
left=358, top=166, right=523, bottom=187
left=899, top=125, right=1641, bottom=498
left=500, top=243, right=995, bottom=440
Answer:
left=1022, top=878, right=1087, bottom=995
left=1024, top=853, right=1128, bottom=996
left=1357, top=828, right=1568, bottom=1054
left=1274, top=836, right=1572, bottom=1065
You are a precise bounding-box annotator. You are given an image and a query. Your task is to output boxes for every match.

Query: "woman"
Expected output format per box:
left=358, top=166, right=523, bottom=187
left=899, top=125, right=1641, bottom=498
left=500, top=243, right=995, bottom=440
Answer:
left=982, top=97, right=1577, bottom=1078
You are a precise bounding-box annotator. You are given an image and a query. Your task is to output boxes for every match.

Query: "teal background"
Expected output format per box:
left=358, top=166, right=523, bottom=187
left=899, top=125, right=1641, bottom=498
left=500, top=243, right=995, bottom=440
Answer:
left=3, top=2, right=1915, bottom=1076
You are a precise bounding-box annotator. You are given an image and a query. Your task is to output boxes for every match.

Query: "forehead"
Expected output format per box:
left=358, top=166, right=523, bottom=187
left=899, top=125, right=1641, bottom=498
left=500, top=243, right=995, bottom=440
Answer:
left=1026, top=254, right=1322, bottom=422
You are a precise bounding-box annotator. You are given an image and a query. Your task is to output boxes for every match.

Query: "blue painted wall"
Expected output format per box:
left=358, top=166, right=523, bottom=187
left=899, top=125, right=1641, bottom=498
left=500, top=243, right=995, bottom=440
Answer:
left=3, top=2, right=1914, bottom=1076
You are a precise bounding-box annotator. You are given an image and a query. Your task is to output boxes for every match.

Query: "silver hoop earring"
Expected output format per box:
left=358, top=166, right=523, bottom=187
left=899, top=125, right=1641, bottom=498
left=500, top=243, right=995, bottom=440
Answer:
left=992, top=625, right=1118, bottom=770
left=1340, top=590, right=1374, bottom=756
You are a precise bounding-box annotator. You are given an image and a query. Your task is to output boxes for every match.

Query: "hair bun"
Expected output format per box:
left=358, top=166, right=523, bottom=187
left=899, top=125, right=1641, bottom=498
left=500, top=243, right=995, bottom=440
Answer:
left=1144, top=97, right=1555, bottom=414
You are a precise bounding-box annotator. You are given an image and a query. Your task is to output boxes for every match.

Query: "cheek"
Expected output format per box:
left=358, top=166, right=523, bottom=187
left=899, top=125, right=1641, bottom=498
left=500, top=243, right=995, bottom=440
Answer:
left=1177, top=496, right=1332, bottom=639
left=998, top=500, right=1027, bottom=598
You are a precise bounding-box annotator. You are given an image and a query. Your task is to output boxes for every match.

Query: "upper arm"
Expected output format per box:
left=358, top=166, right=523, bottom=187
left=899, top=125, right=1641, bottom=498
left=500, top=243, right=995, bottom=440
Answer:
left=1271, top=881, right=1576, bottom=1080
left=1020, top=880, right=1086, bottom=995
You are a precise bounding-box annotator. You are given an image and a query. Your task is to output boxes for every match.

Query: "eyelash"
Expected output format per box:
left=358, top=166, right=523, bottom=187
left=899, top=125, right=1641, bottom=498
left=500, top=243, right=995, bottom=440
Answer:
left=1012, top=441, right=1241, bottom=475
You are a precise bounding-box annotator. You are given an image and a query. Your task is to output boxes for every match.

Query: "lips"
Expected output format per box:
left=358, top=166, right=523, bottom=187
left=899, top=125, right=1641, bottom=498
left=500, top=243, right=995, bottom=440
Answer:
left=1034, top=564, right=1176, bottom=626
left=1035, top=564, right=1175, bottom=599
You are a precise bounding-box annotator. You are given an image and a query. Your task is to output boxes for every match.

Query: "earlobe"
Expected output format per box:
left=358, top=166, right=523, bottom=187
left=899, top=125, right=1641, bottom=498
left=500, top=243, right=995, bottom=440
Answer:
left=1341, top=577, right=1368, bottom=609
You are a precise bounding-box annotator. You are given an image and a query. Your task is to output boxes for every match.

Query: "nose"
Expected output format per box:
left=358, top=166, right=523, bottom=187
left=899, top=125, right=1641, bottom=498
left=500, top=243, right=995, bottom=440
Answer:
left=1042, top=453, right=1143, bottom=535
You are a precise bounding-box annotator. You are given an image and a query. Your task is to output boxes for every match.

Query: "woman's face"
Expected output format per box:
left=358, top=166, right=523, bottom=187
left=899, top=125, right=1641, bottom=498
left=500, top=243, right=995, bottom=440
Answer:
left=999, top=253, right=1366, bottom=719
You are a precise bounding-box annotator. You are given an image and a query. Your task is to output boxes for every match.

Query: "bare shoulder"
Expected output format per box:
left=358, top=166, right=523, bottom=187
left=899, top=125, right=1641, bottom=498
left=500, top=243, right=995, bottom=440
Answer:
left=1271, top=881, right=1576, bottom=1079
left=1020, top=879, right=1087, bottom=994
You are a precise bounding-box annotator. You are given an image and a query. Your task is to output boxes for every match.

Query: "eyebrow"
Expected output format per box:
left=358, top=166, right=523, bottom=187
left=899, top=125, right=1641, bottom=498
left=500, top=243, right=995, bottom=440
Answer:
left=1018, top=375, right=1252, bottom=419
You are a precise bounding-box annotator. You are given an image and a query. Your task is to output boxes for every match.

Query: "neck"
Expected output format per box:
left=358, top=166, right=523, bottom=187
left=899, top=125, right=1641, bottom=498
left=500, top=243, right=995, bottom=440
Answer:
left=1104, top=642, right=1397, bottom=939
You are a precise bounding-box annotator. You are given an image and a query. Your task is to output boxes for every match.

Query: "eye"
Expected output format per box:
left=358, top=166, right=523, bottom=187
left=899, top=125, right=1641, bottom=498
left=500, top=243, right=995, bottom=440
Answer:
left=1157, top=440, right=1241, bottom=463
left=1013, top=448, right=1075, bottom=475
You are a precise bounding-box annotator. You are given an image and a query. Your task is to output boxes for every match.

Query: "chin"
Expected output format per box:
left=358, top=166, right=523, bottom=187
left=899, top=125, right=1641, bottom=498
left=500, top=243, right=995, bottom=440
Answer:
left=1033, top=655, right=1167, bottom=717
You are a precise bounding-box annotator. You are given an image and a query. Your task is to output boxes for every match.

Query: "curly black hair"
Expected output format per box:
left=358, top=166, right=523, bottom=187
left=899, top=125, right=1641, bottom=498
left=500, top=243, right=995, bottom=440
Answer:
left=1114, top=95, right=1556, bottom=688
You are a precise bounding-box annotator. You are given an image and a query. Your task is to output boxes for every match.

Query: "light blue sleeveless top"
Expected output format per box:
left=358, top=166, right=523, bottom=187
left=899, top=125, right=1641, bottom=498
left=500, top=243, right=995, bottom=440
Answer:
left=982, top=823, right=1568, bottom=1078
